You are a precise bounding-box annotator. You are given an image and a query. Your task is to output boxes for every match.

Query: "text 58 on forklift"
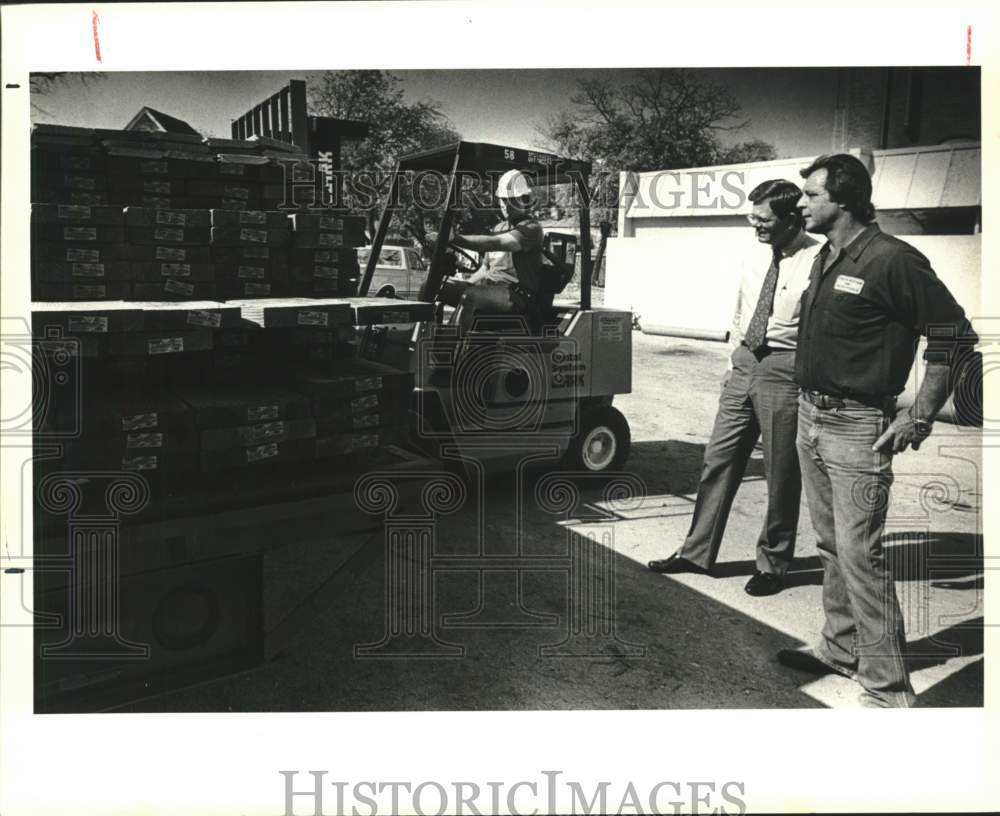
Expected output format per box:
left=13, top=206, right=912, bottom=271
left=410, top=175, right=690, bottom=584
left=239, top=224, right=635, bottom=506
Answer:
left=280, top=771, right=747, bottom=815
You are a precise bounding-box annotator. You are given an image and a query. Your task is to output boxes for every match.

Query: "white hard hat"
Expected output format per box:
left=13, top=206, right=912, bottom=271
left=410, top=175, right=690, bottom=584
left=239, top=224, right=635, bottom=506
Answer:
left=495, top=169, right=533, bottom=199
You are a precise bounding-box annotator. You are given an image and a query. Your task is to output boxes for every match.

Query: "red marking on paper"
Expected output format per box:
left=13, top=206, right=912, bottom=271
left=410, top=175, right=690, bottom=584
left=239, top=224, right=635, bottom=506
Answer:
left=966, top=25, right=972, bottom=65
left=92, top=10, right=102, bottom=63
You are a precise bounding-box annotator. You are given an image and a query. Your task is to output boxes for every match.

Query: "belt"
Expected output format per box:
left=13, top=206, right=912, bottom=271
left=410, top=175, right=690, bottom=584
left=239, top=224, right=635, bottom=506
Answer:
left=800, top=388, right=896, bottom=413
left=743, top=343, right=795, bottom=362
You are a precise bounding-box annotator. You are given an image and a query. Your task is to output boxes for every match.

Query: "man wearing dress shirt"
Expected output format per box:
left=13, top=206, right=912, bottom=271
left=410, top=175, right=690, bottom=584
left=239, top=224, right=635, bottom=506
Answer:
left=648, top=179, right=818, bottom=596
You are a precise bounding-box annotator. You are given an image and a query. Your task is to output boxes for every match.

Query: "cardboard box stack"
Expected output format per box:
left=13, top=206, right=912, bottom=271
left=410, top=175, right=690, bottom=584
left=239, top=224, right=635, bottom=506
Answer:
left=289, top=213, right=366, bottom=298
left=125, top=208, right=216, bottom=301
left=295, top=360, right=412, bottom=462
left=210, top=209, right=292, bottom=300
left=31, top=204, right=131, bottom=301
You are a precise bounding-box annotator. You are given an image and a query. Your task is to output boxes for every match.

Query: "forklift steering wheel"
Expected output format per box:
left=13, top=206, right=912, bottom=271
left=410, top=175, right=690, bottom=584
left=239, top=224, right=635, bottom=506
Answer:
left=448, top=242, right=483, bottom=274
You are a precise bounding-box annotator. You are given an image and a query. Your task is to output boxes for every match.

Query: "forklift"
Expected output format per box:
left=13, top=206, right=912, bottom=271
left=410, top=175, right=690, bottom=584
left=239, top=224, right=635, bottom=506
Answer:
left=358, top=141, right=633, bottom=473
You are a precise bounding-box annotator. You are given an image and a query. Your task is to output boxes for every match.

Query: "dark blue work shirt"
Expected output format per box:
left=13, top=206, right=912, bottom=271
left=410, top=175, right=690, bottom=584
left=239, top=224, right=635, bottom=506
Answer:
left=795, top=223, right=976, bottom=398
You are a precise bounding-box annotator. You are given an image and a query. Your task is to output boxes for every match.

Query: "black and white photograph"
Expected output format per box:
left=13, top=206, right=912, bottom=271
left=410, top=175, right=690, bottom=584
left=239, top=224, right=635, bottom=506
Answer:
left=1, top=3, right=996, bottom=815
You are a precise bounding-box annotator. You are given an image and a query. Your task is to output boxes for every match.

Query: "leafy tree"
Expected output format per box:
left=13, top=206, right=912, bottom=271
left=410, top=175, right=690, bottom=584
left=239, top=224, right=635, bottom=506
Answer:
left=538, top=69, right=776, bottom=229
left=30, top=72, right=106, bottom=116
left=307, top=70, right=461, bottom=242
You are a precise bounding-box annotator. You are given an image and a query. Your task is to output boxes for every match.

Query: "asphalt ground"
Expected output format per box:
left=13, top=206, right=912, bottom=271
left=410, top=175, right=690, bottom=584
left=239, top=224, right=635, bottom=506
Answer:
left=125, top=329, right=984, bottom=712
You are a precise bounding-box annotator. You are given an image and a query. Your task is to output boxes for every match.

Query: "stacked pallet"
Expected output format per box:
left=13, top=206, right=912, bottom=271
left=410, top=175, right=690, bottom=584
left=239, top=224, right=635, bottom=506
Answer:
left=180, top=385, right=316, bottom=472
left=289, top=213, right=366, bottom=298
left=211, top=209, right=292, bottom=300
left=296, top=360, right=412, bottom=461
left=126, top=207, right=216, bottom=301
left=31, top=204, right=131, bottom=301
left=31, top=301, right=239, bottom=484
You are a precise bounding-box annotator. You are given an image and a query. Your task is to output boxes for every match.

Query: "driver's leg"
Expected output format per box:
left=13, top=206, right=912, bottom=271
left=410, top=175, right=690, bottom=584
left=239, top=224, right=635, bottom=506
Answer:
left=440, top=279, right=470, bottom=309
left=455, top=283, right=512, bottom=334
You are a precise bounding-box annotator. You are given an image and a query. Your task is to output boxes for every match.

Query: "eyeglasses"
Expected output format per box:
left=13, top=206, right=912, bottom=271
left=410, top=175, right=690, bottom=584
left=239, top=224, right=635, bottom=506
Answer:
left=746, top=214, right=777, bottom=227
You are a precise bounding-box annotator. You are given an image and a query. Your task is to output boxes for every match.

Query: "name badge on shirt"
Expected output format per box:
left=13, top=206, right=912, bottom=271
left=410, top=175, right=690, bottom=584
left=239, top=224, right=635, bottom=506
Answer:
left=834, top=274, right=865, bottom=295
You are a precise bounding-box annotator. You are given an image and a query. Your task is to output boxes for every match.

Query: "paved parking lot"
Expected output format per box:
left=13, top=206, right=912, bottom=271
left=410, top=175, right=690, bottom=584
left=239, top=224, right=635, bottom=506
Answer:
left=132, top=330, right=984, bottom=711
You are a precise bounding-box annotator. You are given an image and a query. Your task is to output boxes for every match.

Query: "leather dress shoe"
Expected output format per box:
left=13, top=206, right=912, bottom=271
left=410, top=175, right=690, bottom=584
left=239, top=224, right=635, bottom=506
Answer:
left=776, top=648, right=856, bottom=679
left=744, top=571, right=783, bottom=596
left=647, top=552, right=712, bottom=576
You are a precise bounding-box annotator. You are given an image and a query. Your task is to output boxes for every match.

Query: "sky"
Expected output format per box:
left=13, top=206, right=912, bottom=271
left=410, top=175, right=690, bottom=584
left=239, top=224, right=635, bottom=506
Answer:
left=30, top=68, right=841, bottom=160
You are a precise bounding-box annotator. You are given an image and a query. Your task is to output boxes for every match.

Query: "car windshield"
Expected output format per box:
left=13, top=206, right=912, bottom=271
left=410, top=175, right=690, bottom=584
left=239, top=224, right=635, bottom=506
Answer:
left=359, top=248, right=404, bottom=267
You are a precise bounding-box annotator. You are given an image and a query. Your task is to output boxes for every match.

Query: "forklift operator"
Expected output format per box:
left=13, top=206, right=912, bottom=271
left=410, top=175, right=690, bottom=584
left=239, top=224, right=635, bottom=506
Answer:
left=436, top=169, right=546, bottom=333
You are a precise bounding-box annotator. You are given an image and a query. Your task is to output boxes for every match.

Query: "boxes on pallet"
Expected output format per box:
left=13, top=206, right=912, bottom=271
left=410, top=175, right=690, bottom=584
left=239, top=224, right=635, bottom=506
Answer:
left=347, top=297, right=435, bottom=325
left=33, top=282, right=132, bottom=301
left=133, top=280, right=218, bottom=301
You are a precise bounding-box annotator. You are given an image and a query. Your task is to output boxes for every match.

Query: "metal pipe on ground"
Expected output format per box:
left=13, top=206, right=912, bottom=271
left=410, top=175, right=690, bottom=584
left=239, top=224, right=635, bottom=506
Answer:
left=641, top=325, right=730, bottom=343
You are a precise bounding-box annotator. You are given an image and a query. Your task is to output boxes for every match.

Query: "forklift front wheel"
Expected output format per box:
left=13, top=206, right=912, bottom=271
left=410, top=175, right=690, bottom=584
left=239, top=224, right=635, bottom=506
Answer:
left=565, top=405, right=631, bottom=473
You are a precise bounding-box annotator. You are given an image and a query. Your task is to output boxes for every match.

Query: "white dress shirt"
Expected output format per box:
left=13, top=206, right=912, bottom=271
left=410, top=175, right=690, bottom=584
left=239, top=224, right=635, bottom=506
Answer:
left=732, top=229, right=819, bottom=351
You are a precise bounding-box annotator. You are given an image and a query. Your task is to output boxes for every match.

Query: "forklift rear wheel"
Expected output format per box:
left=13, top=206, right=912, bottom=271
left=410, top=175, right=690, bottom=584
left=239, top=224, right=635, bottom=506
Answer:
left=565, top=405, right=630, bottom=472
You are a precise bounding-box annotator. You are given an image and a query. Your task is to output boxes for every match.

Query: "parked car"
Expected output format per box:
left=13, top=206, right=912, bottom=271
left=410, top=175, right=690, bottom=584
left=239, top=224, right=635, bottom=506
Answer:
left=356, top=245, right=429, bottom=299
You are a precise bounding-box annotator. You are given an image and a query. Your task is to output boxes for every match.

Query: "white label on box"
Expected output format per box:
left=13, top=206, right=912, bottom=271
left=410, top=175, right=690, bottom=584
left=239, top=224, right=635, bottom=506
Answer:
left=382, top=311, right=410, bottom=324
left=66, top=248, right=100, bottom=262
left=240, top=228, right=267, bottom=243
left=123, top=455, right=158, bottom=471
left=67, top=176, right=96, bottom=190
left=143, top=197, right=171, bottom=209
left=314, top=250, right=335, bottom=262
left=57, top=205, right=91, bottom=220
left=245, top=420, right=285, bottom=444
left=71, top=263, right=105, bottom=277
left=352, top=395, right=379, bottom=413
left=164, top=279, right=195, bottom=296
left=353, top=413, right=379, bottom=429
left=156, top=211, right=187, bottom=227
left=140, top=160, right=168, bottom=174
left=68, top=192, right=103, bottom=206
left=144, top=180, right=171, bottom=194
left=319, top=216, right=344, bottom=231
left=72, top=285, right=106, bottom=298
left=64, top=156, right=91, bottom=170
left=239, top=212, right=266, bottom=225
left=155, top=246, right=186, bottom=261
left=246, top=442, right=279, bottom=463
left=122, top=412, right=158, bottom=431
left=243, top=246, right=269, bottom=259
left=64, top=226, right=97, bottom=241
left=148, top=337, right=184, bottom=355
left=349, top=433, right=379, bottom=451
left=244, top=283, right=271, bottom=296
left=161, top=263, right=191, bottom=278
left=154, top=227, right=184, bottom=242
left=238, top=265, right=266, bottom=279
left=224, top=186, right=250, bottom=200
left=67, top=315, right=108, bottom=333
left=247, top=404, right=279, bottom=422
left=297, top=310, right=329, bottom=327
left=219, top=164, right=244, bottom=176
left=187, top=310, right=221, bottom=328
left=317, top=233, right=339, bottom=247
left=126, top=432, right=163, bottom=449
left=314, top=265, right=339, bottom=279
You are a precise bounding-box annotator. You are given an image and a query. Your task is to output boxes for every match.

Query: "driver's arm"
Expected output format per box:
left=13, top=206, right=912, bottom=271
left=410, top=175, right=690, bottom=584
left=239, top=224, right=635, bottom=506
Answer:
left=451, top=231, right=523, bottom=253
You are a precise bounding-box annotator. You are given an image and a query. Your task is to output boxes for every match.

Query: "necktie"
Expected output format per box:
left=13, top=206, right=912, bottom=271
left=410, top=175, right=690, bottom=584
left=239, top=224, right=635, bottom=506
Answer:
left=743, top=249, right=782, bottom=352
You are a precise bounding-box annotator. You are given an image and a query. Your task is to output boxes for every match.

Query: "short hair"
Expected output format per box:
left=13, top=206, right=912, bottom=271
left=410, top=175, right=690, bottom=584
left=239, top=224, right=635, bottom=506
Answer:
left=799, top=153, right=876, bottom=223
left=748, top=179, right=803, bottom=223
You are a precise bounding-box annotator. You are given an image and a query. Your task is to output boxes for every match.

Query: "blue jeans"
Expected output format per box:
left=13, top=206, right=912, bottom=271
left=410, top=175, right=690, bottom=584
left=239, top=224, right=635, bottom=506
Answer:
left=796, top=396, right=916, bottom=707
